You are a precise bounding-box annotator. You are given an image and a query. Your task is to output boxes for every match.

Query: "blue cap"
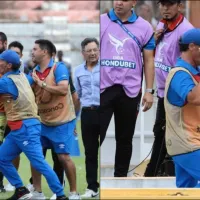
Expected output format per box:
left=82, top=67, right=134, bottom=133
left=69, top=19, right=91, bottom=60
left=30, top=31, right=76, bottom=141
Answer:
left=180, top=28, right=200, bottom=45
left=0, top=50, right=20, bottom=65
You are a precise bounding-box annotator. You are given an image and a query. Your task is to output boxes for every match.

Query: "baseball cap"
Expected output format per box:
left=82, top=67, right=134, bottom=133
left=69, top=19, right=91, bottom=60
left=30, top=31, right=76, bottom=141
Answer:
left=180, top=28, right=200, bottom=45
left=157, top=0, right=181, bottom=4
left=0, top=49, right=20, bottom=65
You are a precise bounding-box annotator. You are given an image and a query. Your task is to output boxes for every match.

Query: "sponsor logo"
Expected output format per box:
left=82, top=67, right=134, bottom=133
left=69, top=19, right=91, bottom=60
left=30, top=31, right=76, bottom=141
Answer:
left=166, top=139, right=172, bottom=147
left=23, top=141, right=29, bottom=146
left=38, top=103, right=64, bottom=114
left=59, top=144, right=65, bottom=149
left=108, top=33, right=130, bottom=55
left=101, top=59, right=136, bottom=69
left=155, top=62, right=171, bottom=72
left=156, top=41, right=167, bottom=62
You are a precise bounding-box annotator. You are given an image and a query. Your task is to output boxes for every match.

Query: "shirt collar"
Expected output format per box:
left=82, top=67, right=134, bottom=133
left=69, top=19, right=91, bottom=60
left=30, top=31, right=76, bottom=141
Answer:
left=3, top=70, right=20, bottom=77
left=175, top=57, right=200, bottom=75
left=35, top=58, right=54, bottom=72
left=109, top=8, right=137, bottom=23
left=83, top=60, right=100, bottom=70
left=160, top=14, right=184, bottom=31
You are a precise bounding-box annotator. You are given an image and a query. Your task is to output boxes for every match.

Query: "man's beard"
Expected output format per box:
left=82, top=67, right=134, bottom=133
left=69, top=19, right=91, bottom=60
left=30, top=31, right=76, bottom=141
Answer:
left=163, top=13, right=179, bottom=22
left=0, top=47, right=5, bottom=54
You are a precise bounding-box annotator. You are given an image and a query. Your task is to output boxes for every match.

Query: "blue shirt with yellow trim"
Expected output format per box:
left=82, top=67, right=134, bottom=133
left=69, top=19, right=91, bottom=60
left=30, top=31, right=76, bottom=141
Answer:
left=167, top=58, right=199, bottom=107
left=108, top=8, right=155, bottom=50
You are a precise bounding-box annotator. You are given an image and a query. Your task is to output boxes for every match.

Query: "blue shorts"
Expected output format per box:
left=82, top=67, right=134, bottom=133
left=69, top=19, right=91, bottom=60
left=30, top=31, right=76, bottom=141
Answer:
left=41, top=120, right=75, bottom=154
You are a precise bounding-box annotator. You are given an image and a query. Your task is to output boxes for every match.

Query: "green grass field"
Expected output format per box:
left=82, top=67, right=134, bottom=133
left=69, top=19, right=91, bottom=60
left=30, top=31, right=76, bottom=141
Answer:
left=0, top=121, right=99, bottom=199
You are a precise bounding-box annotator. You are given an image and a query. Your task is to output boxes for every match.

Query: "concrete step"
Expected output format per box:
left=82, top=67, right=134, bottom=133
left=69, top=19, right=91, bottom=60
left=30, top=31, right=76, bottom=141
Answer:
left=101, top=188, right=200, bottom=199
left=101, top=177, right=176, bottom=188
left=101, top=166, right=135, bottom=177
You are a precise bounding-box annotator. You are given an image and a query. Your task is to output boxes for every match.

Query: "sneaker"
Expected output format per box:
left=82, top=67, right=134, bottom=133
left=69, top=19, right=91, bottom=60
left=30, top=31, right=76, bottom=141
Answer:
left=0, top=181, right=5, bottom=193
left=81, top=189, right=99, bottom=198
left=68, top=192, right=81, bottom=200
left=7, top=186, right=32, bottom=200
left=50, top=194, right=57, bottom=200
left=31, top=191, right=46, bottom=199
left=0, top=185, right=5, bottom=193
left=26, top=183, right=34, bottom=193
left=56, top=195, right=68, bottom=200
left=5, top=183, right=15, bottom=192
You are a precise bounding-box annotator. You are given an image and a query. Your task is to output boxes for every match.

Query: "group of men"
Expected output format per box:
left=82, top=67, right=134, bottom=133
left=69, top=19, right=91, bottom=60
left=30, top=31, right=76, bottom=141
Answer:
left=101, top=0, right=200, bottom=188
left=1, top=0, right=200, bottom=199
left=0, top=30, right=100, bottom=200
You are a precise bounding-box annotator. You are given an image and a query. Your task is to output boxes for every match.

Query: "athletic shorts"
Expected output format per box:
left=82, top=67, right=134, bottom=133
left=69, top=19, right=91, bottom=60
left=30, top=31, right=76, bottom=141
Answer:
left=40, top=119, right=75, bottom=154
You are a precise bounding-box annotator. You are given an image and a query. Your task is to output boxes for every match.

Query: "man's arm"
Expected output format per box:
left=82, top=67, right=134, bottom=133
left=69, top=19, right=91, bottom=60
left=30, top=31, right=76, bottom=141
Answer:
left=69, top=76, right=81, bottom=114
left=32, top=62, right=69, bottom=96
left=187, top=84, right=200, bottom=105
left=32, top=72, right=68, bottom=96
left=74, top=69, right=82, bottom=99
left=142, top=49, right=155, bottom=112
left=72, top=92, right=81, bottom=114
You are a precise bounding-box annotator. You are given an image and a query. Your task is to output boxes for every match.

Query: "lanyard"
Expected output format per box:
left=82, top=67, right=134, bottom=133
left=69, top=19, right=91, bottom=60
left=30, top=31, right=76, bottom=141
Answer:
left=116, top=19, right=142, bottom=50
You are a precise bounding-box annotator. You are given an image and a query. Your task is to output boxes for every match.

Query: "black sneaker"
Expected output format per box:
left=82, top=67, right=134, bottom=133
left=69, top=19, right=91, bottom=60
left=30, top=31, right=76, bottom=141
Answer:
left=0, top=185, right=5, bottom=193
left=7, top=186, right=32, bottom=200
left=56, top=195, right=69, bottom=200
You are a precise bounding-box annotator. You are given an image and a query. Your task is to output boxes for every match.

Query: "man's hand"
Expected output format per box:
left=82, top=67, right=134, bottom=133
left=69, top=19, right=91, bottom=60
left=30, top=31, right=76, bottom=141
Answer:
left=32, top=72, right=43, bottom=87
left=154, top=29, right=164, bottom=43
left=142, top=92, right=153, bottom=112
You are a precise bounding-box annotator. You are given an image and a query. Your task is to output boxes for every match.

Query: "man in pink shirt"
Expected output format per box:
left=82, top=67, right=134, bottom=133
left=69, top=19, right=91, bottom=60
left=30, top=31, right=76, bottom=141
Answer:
left=100, top=0, right=155, bottom=177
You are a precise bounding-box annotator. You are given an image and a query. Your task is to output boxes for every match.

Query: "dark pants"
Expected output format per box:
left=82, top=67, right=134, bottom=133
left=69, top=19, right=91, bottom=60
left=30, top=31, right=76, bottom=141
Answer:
left=30, top=149, right=64, bottom=185
left=100, top=85, right=141, bottom=177
left=144, top=97, right=167, bottom=176
left=81, top=107, right=100, bottom=192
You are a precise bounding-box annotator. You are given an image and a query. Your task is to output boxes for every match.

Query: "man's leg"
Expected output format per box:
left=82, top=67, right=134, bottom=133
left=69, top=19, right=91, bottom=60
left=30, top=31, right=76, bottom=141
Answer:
left=144, top=98, right=167, bottom=176
left=30, top=148, right=48, bottom=193
left=100, top=87, right=115, bottom=145
left=173, top=161, right=197, bottom=188
left=114, top=88, right=141, bottom=177
left=0, top=133, right=22, bottom=188
left=0, top=141, right=5, bottom=192
left=18, top=124, right=65, bottom=197
left=81, top=108, right=99, bottom=194
left=5, top=126, right=20, bottom=172
left=29, top=148, right=47, bottom=187
left=0, top=113, right=6, bottom=192
left=51, top=120, right=77, bottom=193
left=51, top=149, right=64, bottom=185
left=172, top=151, right=200, bottom=188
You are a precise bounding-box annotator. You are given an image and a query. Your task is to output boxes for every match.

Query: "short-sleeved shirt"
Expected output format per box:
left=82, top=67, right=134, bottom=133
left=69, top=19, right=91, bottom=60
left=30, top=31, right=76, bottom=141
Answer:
left=0, top=70, right=40, bottom=127
left=167, top=58, right=199, bottom=107
left=28, top=59, right=69, bottom=85
left=108, top=8, right=155, bottom=50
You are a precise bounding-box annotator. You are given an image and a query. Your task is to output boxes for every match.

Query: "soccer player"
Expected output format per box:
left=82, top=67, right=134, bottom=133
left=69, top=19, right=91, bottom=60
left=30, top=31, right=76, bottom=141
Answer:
left=30, top=39, right=80, bottom=199
left=0, top=49, right=67, bottom=200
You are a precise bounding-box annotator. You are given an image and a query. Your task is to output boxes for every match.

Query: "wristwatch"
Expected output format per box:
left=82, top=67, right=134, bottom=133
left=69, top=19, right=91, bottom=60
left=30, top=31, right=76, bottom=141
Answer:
left=146, top=88, right=154, bottom=94
left=41, top=82, right=47, bottom=88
